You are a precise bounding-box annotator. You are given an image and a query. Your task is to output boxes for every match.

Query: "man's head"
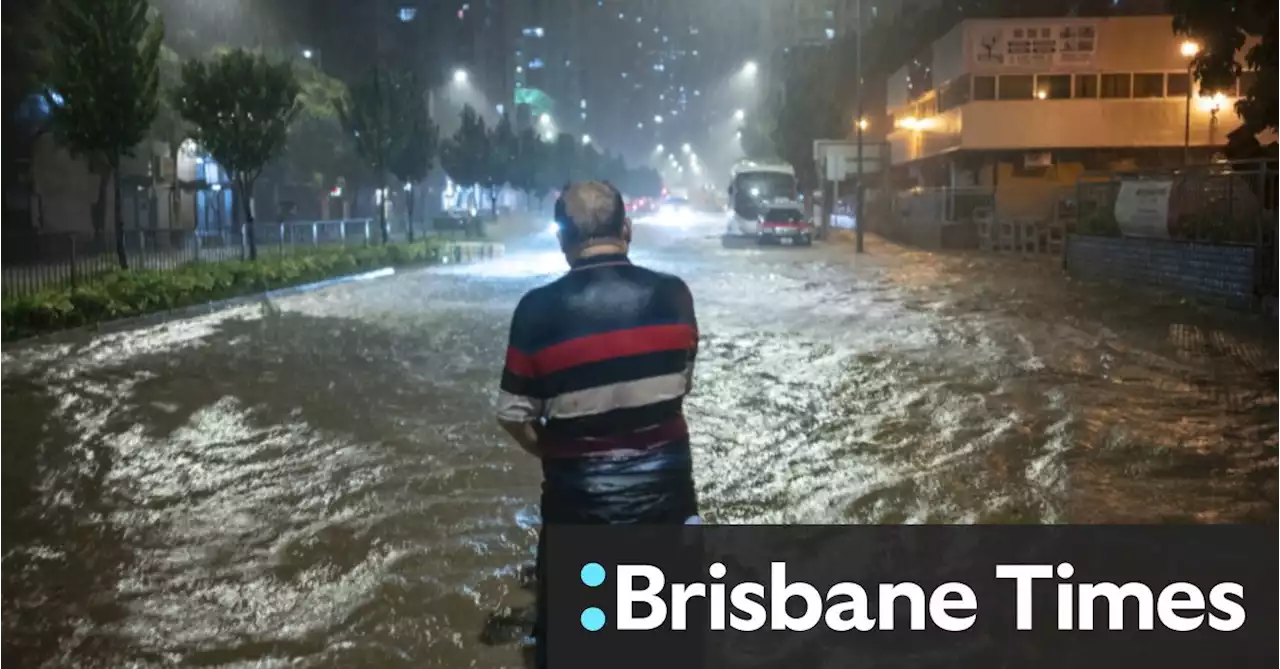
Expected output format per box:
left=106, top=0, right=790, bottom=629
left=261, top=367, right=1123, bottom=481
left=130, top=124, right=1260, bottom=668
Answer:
left=554, top=181, right=632, bottom=259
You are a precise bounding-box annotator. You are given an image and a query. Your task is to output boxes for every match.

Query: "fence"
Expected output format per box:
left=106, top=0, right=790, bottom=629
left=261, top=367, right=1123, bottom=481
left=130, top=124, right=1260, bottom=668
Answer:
left=883, top=187, right=995, bottom=250
left=1, top=219, right=383, bottom=299
left=1062, top=159, right=1277, bottom=311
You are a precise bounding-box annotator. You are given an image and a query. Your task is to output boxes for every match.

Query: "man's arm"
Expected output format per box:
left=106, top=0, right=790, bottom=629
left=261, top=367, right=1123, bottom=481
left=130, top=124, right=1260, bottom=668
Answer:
left=672, top=277, right=699, bottom=392
left=497, top=295, right=545, bottom=458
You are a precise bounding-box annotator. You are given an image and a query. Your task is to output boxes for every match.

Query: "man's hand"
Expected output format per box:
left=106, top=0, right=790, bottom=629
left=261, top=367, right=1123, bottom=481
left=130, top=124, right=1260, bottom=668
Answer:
left=499, top=419, right=542, bottom=458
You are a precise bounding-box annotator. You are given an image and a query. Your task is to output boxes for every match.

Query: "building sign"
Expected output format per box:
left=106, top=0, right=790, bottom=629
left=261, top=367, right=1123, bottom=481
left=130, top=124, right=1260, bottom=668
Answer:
left=973, top=21, right=1097, bottom=69
left=1114, top=180, right=1173, bottom=239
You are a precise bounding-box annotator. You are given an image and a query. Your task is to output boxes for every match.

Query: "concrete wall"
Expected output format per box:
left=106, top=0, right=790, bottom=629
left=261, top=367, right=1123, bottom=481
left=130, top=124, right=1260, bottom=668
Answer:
left=1065, top=235, right=1258, bottom=309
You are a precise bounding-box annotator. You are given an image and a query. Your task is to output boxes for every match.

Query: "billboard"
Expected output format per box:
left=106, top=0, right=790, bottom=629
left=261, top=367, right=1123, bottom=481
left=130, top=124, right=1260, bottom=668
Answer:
left=972, top=21, right=1098, bottom=69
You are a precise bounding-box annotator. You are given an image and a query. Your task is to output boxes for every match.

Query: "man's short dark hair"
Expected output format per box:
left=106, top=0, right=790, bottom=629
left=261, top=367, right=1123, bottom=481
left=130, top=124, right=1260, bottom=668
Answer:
left=557, top=181, right=625, bottom=243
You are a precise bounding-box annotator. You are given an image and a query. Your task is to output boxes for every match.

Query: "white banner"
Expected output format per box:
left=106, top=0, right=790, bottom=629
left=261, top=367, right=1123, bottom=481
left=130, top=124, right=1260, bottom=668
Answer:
left=973, top=21, right=1097, bottom=69
left=1114, top=180, right=1173, bottom=239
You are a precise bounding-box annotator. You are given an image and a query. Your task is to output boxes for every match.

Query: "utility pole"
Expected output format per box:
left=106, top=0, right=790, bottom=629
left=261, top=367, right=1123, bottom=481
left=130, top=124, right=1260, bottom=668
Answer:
left=854, top=0, right=865, bottom=254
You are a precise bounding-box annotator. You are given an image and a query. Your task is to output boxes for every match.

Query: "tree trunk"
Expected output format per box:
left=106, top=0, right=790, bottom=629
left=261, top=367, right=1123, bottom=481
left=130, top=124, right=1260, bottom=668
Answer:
left=378, top=178, right=389, bottom=245
left=112, top=155, right=128, bottom=269
left=92, top=169, right=109, bottom=248
left=406, top=186, right=416, bottom=242
left=240, top=176, right=258, bottom=261
left=169, top=145, right=181, bottom=229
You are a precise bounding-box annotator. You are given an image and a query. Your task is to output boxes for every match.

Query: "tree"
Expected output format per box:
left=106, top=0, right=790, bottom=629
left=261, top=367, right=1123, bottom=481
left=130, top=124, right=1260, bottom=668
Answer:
left=43, top=0, right=164, bottom=268
left=149, top=45, right=188, bottom=233
left=339, top=66, right=422, bottom=244
left=386, top=85, right=438, bottom=242
left=438, top=105, right=490, bottom=211
left=173, top=49, right=301, bottom=261
left=550, top=133, right=581, bottom=183
left=1172, top=0, right=1277, bottom=159
left=508, top=127, right=545, bottom=209
left=278, top=59, right=359, bottom=215
left=483, top=113, right=517, bottom=215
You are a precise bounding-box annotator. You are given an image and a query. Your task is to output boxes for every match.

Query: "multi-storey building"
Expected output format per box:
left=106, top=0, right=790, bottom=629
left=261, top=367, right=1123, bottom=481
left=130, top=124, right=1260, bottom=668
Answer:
left=884, top=13, right=1261, bottom=219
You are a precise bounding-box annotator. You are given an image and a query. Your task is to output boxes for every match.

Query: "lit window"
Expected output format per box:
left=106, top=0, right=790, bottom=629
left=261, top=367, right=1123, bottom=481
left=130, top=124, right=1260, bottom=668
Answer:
left=654, top=63, right=664, bottom=71
left=662, top=35, right=668, bottom=43
left=619, top=12, right=624, bottom=18
left=636, top=16, right=642, bottom=22
left=693, top=89, right=700, bottom=96
left=692, top=50, right=698, bottom=56
left=581, top=99, right=587, bottom=108
left=496, top=103, right=505, bottom=115
left=653, top=27, right=659, bottom=33
left=529, top=58, right=545, bottom=69
left=581, top=112, right=587, bottom=119
left=516, top=65, right=523, bottom=73
left=621, top=72, right=628, bottom=78
left=825, top=9, right=834, bottom=19
left=690, top=27, right=699, bottom=35
left=398, top=6, right=417, bottom=22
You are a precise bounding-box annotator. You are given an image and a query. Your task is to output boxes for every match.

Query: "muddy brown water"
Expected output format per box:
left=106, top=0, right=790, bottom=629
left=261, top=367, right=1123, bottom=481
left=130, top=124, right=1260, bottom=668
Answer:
left=4, top=221, right=1275, bottom=667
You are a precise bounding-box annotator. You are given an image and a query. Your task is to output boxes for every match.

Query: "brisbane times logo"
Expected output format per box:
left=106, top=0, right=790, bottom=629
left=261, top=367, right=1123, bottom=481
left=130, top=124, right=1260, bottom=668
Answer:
left=574, top=561, right=1248, bottom=633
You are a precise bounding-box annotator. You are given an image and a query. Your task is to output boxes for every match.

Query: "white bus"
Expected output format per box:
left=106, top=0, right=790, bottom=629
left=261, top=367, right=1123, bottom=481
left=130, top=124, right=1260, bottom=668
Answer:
left=725, top=160, right=800, bottom=237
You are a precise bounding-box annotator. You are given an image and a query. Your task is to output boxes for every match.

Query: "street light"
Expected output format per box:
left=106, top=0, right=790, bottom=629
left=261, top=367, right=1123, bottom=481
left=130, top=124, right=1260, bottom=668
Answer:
left=539, top=112, right=551, bottom=126
left=453, top=68, right=469, bottom=84
left=582, top=134, right=592, bottom=145
left=734, top=109, right=745, bottom=121
left=681, top=143, right=691, bottom=153
left=743, top=60, right=758, bottom=76
left=857, top=117, right=869, bottom=131
left=302, top=49, right=314, bottom=59
left=655, top=144, right=664, bottom=153
left=1180, top=40, right=1200, bottom=165
left=654, top=114, right=664, bottom=124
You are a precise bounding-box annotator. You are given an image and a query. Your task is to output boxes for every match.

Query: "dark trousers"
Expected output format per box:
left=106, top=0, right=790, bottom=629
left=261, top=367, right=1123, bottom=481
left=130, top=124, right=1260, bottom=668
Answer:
left=532, top=482, right=699, bottom=669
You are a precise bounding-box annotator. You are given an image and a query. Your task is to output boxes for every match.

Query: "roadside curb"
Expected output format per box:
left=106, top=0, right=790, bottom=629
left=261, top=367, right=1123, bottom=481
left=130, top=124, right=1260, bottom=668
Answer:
left=1, top=241, right=506, bottom=351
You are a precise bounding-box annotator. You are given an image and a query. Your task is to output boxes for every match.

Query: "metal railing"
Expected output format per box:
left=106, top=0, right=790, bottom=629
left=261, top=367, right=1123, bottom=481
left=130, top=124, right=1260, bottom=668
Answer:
left=1065, top=159, right=1277, bottom=309
left=1, top=219, right=379, bottom=299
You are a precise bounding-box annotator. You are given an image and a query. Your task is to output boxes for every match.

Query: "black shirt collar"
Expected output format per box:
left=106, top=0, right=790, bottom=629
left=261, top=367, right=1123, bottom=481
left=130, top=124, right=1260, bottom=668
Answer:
left=571, top=252, right=631, bottom=269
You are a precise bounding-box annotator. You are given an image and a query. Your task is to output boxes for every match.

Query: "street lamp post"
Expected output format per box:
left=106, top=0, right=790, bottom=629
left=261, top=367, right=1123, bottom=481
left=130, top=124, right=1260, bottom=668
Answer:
left=854, top=0, right=865, bottom=253
left=1181, top=40, right=1199, bottom=166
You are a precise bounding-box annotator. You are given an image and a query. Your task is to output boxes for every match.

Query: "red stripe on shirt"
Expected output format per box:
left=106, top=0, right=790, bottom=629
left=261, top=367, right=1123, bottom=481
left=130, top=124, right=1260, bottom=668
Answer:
left=532, top=324, right=696, bottom=376
left=505, top=347, right=537, bottom=377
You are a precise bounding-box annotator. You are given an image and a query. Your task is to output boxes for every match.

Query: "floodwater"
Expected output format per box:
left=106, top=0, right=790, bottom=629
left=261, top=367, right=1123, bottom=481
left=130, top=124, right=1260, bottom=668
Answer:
left=3, top=214, right=1276, bottom=667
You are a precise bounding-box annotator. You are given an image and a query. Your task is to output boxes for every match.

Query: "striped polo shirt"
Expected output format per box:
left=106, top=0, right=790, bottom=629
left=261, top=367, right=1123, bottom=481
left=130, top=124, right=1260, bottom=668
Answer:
left=497, top=252, right=699, bottom=462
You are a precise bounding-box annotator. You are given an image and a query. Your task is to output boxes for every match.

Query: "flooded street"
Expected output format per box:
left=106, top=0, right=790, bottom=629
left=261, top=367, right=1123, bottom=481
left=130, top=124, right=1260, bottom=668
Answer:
left=4, top=215, right=1276, bottom=668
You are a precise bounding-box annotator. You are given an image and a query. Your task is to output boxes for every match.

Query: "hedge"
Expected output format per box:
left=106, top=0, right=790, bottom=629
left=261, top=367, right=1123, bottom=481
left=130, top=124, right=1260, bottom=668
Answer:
left=2, top=240, right=447, bottom=340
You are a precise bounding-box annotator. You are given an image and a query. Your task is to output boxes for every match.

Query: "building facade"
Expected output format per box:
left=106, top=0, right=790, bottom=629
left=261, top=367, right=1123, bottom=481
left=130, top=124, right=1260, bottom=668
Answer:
left=884, top=14, right=1260, bottom=219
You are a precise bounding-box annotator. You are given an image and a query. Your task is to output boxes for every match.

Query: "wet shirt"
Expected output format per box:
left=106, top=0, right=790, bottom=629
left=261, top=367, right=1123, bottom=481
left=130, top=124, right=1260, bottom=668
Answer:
left=498, top=252, right=699, bottom=518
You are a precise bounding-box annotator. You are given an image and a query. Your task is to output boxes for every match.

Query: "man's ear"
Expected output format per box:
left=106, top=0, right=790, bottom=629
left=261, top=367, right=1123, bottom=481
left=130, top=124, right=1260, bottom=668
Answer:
left=622, top=217, right=633, bottom=244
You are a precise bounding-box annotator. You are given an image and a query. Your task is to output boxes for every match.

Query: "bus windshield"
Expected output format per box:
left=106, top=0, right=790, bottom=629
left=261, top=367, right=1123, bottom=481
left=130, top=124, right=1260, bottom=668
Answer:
left=732, top=171, right=796, bottom=219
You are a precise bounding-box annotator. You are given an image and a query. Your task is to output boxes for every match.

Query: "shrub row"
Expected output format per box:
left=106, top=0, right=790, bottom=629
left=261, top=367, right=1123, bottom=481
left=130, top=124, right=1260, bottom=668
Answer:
left=2, top=240, right=447, bottom=340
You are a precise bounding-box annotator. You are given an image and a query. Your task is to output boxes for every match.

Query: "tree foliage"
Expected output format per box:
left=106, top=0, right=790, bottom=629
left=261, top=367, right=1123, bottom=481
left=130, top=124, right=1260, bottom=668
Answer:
left=482, top=113, right=517, bottom=213
left=384, top=86, right=440, bottom=240
left=439, top=105, right=491, bottom=206
left=172, top=48, right=301, bottom=260
left=43, top=0, right=164, bottom=268
left=1172, top=0, right=1277, bottom=158
left=338, top=66, right=427, bottom=244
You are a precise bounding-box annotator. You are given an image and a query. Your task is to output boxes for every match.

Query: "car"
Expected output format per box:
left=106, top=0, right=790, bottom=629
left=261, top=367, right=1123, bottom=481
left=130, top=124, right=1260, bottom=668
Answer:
left=755, top=204, right=813, bottom=246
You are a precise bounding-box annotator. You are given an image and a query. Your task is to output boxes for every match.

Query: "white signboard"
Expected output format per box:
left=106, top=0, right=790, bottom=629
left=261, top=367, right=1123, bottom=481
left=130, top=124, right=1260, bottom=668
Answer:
left=819, top=142, right=883, bottom=181
left=973, top=21, right=1097, bottom=69
left=1114, top=180, right=1173, bottom=239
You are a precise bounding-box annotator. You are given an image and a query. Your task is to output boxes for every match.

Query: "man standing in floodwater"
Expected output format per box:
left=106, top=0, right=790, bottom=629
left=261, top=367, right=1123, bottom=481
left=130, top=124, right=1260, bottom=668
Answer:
left=496, top=181, right=701, bottom=668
